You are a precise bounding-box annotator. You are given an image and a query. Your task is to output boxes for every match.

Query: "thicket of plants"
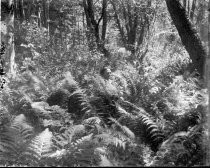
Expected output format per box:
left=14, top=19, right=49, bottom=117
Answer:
left=0, top=0, right=209, bottom=166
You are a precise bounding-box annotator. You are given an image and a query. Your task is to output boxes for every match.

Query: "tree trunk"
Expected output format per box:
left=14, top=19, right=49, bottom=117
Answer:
left=165, top=0, right=206, bottom=77
left=42, top=0, right=47, bottom=28
left=46, top=0, right=50, bottom=36
left=111, top=0, right=126, bottom=44
left=3, top=1, right=17, bottom=78
left=187, top=0, right=190, bottom=15
left=111, top=0, right=152, bottom=56
left=83, top=0, right=110, bottom=57
left=101, top=0, right=107, bottom=41
left=183, top=0, right=186, bottom=9
left=83, top=0, right=97, bottom=50
left=190, top=0, right=197, bottom=21
left=196, top=1, right=205, bottom=26
left=206, top=1, right=210, bottom=164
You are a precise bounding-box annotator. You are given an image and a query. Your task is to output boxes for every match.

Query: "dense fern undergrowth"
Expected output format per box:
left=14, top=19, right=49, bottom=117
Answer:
left=0, top=51, right=208, bottom=166
left=0, top=3, right=209, bottom=165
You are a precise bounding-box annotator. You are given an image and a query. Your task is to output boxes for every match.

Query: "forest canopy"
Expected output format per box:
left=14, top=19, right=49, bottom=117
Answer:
left=0, top=0, right=209, bottom=167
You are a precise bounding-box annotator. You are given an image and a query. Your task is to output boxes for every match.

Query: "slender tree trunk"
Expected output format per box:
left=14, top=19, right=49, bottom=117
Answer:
left=197, top=1, right=207, bottom=43
left=3, top=1, right=17, bottom=78
left=42, top=0, right=47, bottom=28
left=111, top=0, right=126, bottom=44
left=137, top=0, right=151, bottom=50
left=190, top=0, right=197, bottom=21
left=165, top=0, right=206, bottom=77
left=83, top=11, right=85, bottom=45
left=18, top=0, right=24, bottom=21
left=197, top=1, right=205, bottom=26
left=26, top=0, right=33, bottom=21
left=83, top=0, right=97, bottom=50
left=206, top=1, right=210, bottom=164
left=187, top=0, right=190, bottom=15
left=46, top=0, right=50, bottom=36
left=78, top=15, right=80, bottom=45
left=111, top=0, right=152, bottom=56
left=101, top=0, right=107, bottom=41
left=183, top=0, right=186, bottom=9
left=83, top=0, right=110, bottom=57
left=208, top=1, right=210, bottom=60
left=38, top=7, right=41, bottom=27
left=14, top=0, right=18, bottom=19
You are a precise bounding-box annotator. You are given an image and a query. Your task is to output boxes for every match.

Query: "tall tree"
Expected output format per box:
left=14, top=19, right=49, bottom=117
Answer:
left=197, top=1, right=208, bottom=44
left=190, top=0, right=197, bottom=21
left=1, top=0, right=17, bottom=77
left=207, top=0, right=210, bottom=165
left=110, top=0, right=153, bottom=56
left=165, top=0, right=207, bottom=77
left=183, top=0, right=187, bottom=9
left=82, top=0, right=110, bottom=57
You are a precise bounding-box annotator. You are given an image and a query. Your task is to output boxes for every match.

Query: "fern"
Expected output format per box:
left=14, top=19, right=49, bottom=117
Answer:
left=51, top=131, right=101, bottom=166
left=21, top=128, right=53, bottom=166
left=53, top=124, right=86, bottom=151
left=152, top=123, right=206, bottom=166
left=109, top=118, right=135, bottom=140
left=71, top=133, right=101, bottom=167
left=90, top=75, right=120, bottom=98
left=31, top=101, right=52, bottom=118
left=11, top=114, right=34, bottom=142
left=82, top=116, right=103, bottom=126
left=90, top=93, right=120, bottom=126
left=118, top=111, right=165, bottom=152
left=93, top=128, right=144, bottom=166
left=82, top=116, right=105, bottom=134
left=0, top=106, right=10, bottom=126
left=98, top=154, right=114, bottom=166
left=68, top=89, right=92, bottom=121
left=164, top=104, right=206, bottom=136
left=59, top=71, right=79, bottom=93
left=0, top=114, right=34, bottom=164
left=66, top=124, right=87, bottom=143
left=46, top=89, right=70, bottom=109
left=0, top=127, right=17, bottom=163
left=94, top=132, right=127, bottom=150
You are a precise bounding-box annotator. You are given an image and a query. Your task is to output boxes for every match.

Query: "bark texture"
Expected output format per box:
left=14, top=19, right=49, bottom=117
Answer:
left=166, top=0, right=206, bottom=77
left=83, top=0, right=110, bottom=58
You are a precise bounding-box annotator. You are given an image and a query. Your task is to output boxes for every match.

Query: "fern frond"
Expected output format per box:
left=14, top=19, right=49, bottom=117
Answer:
left=109, top=118, right=135, bottom=140
left=0, top=107, right=10, bottom=126
left=53, top=124, right=86, bottom=150
left=67, top=124, right=86, bottom=142
left=46, top=89, right=70, bottom=109
left=0, top=128, right=17, bottom=158
left=22, top=128, right=53, bottom=166
left=52, top=131, right=101, bottom=166
left=0, top=114, right=34, bottom=164
left=68, top=89, right=92, bottom=121
left=98, top=154, right=114, bottom=166
left=11, top=114, right=34, bottom=141
left=75, top=133, right=93, bottom=145
left=90, top=93, right=120, bottom=126
left=118, top=111, right=164, bottom=152
left=82, top=116, right=102, bottom=126
left=168, top=105, right=206, bottom=134
left=155, top=123, right=205, bottom=166
left=91, top=75, right=119, bottom=98
left=94, top=131, right=127, bottom=150
left=116, top=104, right=130, bottom=115
left=60, top=71, right=79, bottom=93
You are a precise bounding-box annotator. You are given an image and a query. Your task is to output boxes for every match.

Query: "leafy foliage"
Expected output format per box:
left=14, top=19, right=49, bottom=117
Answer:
left=0, top=0, right=208, bottom=167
